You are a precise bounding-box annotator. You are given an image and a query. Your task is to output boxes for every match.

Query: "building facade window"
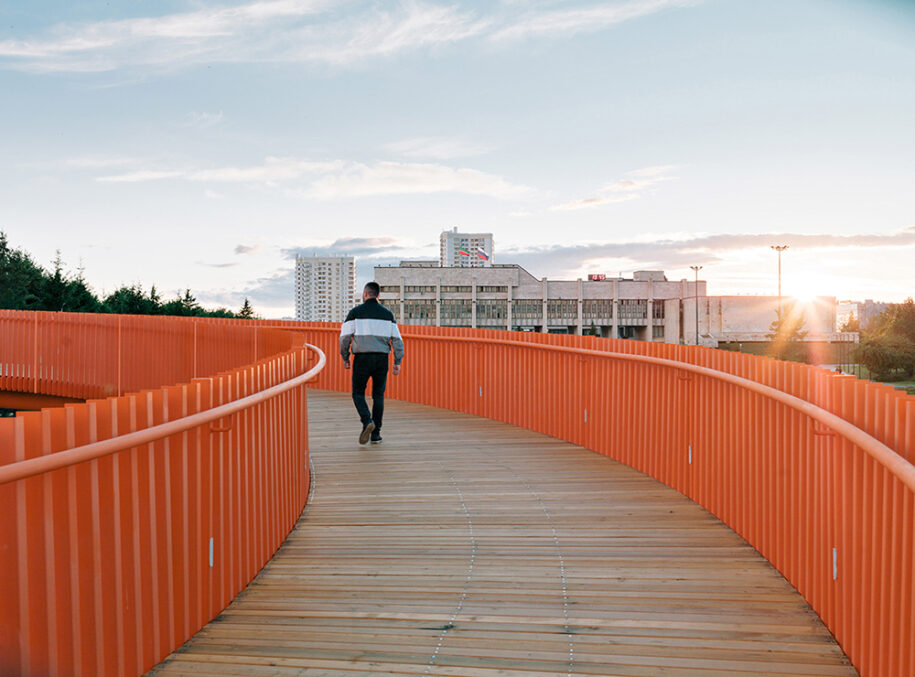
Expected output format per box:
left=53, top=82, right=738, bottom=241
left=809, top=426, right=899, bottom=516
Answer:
left=652, top=301, right=665, bottom=319
left=404, top=300, right=436, bottom=320
left=511, top=299, right=542, bottom=320
left=441, top=285, right=472, bottom=293
left=618, top=299, right=648, bottom=320
left=582, top=299, right=613, bottom=319
left=548, top=299, right=577, bottom=319
left=404, top=285, right=436, bottom=293
left=477, top=300, right=508, bottom=320
left=440, top=299, right=472, bottom=321
left=652, top=325, right=665, bottom=338
left=477, top=285, right=507, bottom=293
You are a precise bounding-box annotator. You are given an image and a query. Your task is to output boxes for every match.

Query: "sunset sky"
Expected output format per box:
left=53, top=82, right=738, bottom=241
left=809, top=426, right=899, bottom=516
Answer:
left=1, top=0, right=913, bottom=317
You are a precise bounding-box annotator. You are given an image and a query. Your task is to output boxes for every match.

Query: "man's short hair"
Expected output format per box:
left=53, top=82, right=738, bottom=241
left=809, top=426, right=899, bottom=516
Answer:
left=364, top=281, right=380, bottom=298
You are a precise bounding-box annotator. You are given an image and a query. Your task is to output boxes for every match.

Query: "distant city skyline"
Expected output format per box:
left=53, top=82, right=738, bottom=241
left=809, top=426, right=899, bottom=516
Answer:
left=2, top=0, right=913, bottom=317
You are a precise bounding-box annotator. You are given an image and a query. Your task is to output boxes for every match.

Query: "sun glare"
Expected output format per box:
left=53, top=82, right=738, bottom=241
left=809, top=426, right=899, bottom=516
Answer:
left=792, top=290, right=820, bottom=304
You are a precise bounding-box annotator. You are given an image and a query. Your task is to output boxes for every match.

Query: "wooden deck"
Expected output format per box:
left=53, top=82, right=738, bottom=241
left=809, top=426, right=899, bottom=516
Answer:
left=150, top=390, right=856, bottom=676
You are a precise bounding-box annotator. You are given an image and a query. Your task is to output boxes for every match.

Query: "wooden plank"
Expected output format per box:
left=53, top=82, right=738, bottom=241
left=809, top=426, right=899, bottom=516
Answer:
left=148, top=390, right=856, bottom=677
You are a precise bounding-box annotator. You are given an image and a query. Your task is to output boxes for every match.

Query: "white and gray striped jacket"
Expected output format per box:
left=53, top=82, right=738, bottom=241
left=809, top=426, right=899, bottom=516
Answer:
left=339, top=298, right=405, bottom=365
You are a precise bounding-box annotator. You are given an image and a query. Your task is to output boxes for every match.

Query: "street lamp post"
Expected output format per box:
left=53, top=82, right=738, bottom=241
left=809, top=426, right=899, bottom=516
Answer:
left=770, top=245, right=789, bottom=298
left=689, top=265, right=702, bottom=346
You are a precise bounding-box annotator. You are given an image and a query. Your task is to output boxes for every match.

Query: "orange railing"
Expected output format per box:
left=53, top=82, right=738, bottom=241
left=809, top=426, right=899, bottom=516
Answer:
left=298, top=324, right=915, bottom=677
left=0, top=310, right=296, bottom=400
left=2, top=315, right=913, bottom=677
left=0, top=312, right=326, bottom=677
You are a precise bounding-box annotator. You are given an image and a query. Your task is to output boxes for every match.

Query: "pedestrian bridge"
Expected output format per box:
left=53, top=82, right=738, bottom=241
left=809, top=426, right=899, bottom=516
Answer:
left=1, top=311, right=913, bottom=677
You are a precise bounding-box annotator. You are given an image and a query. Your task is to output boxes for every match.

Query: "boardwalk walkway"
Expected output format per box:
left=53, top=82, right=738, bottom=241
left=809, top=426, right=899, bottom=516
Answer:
left=151, top=390, right=855, bottom=676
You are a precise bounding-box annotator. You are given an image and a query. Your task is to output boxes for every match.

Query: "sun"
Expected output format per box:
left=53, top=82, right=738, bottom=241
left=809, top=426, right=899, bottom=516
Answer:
left=792, top=289, right=820, bottom=304
left=786, top=271, right=828, bottom=304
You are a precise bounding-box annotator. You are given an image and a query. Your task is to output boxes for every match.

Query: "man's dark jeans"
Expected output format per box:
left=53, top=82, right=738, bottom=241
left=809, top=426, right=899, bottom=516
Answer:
left=352, top=353, right=389, bottom=431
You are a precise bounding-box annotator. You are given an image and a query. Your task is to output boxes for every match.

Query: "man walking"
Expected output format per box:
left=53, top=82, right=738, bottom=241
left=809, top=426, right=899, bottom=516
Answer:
left=340, top=281, right=405, bottom=445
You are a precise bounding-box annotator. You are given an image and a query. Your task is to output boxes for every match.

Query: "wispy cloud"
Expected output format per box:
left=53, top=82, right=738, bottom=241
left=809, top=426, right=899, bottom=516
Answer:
left=282, top=236, right=411, bottom=258
left=96, top=157, right=341, bottom=183
left=198, top=260, right=239, bottom=268
left=382, top=136, right=491, bottom=160
left=235, top=243, right=263, bottom=255
left=305, top=161, right=529, bottom=199
left=551, top=193, right=639, bottom=211
left=62, top=155, right=139, bottom=169
left=0, top=0, right=700, bottom=74
left=490, top=0, right=699, bottom=42
left=300, top=3, right=491, bottom=65
left=187, top=110, right=224, bottom=128
left=95, top=155, right=530, bottom=199
left=550, top=165, right=677, bottom=211
left=504, top=227, right=915, bottom=276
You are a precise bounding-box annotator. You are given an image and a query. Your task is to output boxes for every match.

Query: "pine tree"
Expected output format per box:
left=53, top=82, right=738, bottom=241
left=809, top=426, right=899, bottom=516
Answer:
left=0, top=231, right=43, bottom=309
left=239, top=298, right=255, bottom=319
left=766, top=304, right=808, bottom=362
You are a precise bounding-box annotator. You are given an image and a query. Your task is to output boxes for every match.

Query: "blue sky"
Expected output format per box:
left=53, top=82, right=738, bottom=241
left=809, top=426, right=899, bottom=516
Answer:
left=1, top=0, right=913, bottom=317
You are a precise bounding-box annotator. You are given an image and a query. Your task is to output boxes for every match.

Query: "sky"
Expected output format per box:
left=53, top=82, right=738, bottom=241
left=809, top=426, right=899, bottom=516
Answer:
left=1, top=0, right=913, bottom=318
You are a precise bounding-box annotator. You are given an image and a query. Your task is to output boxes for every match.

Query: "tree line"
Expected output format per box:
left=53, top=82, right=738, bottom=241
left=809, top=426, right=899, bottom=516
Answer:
left=0, top=232, right=255, bottom=319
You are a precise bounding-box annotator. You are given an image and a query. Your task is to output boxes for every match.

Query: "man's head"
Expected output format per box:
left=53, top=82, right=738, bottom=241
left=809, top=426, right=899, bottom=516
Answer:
left=363, top=281, right=380, bottom=301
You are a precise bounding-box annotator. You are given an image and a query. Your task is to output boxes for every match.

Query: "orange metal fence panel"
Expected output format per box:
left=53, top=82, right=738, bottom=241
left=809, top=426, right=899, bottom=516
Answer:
left=0, top=312, right=323, bottom=677
left=290, top=322, right=914, bottom=677
left=2, top=314, right=914, bottom=677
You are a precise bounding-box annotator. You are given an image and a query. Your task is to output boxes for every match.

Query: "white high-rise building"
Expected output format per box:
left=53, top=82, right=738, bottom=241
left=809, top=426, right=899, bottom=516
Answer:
left=295, top=255, right=356, bottom=321
left=440, top=228, right=493, bottom=268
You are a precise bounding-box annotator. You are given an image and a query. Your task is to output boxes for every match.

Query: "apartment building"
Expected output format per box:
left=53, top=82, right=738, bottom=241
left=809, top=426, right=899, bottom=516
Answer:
left=439, top=228, right=493, bottom=268
left=294, top=255, right=356, bottom=322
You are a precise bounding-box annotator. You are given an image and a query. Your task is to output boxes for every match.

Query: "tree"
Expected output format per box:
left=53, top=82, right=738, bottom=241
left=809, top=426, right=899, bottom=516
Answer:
left=34, top=252, right=102, bottom=313
left=767, top=304, right=808, bottom=362
left=0, top=231, right=43, bottom=309
left=238, top=298, right=255, bottom=319
left=103, top=284, right=161, bottom=315
left=853, top=335, right=915, bottom=381
left=839, top=316, right=860, bottom=333
left=160, top=289, right=202, bottom=317
left=37, top=251, right=69, bottom=311
left=65, top=273, right=103, bottom=313
left=852, top=298, right=915, bottom=380
left=586, top=321, right=599, bottom=337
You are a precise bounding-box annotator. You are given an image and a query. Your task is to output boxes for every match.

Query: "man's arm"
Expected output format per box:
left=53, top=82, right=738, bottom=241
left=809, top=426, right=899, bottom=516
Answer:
left=390, top=322, right=404, bottom=375
left=340, top=312, right=356, bottom=366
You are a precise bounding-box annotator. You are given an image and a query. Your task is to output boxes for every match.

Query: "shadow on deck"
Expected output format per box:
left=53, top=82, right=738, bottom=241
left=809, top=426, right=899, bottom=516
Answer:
left=150, top=390, right=855, bottom=676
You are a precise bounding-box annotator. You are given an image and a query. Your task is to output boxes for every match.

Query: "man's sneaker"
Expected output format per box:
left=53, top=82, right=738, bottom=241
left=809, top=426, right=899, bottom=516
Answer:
left=359, top=421, right=375, bottom=445
left=370, top=433, right=383, bottom=445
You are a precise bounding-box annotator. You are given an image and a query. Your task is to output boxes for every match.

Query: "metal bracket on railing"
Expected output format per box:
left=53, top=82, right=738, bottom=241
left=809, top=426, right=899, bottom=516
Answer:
left=677, top=371, right=692, bottom=382
left=209, top=413, right=235, bottom=434
left=812, top=424, right=836, bottom=438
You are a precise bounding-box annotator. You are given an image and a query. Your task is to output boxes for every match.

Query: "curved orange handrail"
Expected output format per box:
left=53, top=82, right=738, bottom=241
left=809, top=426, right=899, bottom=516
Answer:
left=0, top=343, right=326, bottom=486
left=412, top=334, right=915, bottom=492
left=302, top=325, right=915, bottom=492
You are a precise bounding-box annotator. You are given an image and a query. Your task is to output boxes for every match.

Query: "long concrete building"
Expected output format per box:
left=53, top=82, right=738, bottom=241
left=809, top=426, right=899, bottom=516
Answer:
left=375, top=262, right=702, bottom=341
left=374, top=261, right=853, bottom=354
